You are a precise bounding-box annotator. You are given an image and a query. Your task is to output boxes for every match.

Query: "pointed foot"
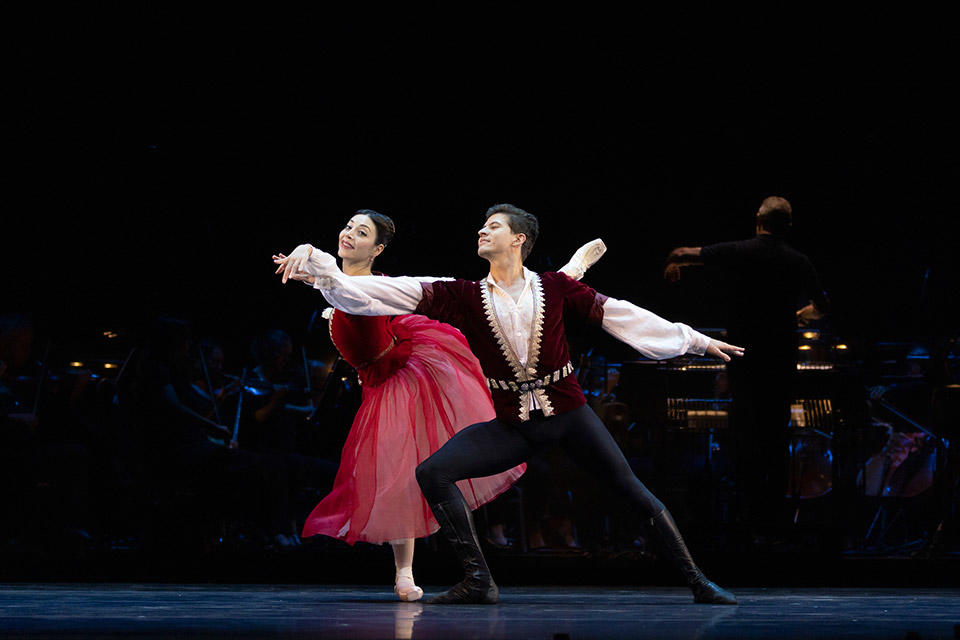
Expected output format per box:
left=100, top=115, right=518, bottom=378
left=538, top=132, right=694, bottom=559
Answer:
left=394, top=581, right=423, bottom=602
left=395, top=568, right=423, bottom=602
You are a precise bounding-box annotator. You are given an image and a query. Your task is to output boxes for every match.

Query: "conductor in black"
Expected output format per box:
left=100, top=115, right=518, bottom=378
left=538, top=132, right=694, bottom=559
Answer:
left=665, top=196, right=830, bottom=538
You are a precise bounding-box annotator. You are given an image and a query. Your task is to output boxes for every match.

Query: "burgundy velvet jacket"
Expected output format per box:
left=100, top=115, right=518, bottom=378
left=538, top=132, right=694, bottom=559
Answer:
left=415, top=271, right=607, bottom=423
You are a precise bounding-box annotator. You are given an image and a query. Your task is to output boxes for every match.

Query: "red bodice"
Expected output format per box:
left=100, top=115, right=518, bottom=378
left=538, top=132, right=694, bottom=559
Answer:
left=329, top=311, right=414, bottom=387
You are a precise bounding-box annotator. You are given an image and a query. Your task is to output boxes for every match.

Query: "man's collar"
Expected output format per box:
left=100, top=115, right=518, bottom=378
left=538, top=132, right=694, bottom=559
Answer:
left=485, top=266, right=534, bottom=287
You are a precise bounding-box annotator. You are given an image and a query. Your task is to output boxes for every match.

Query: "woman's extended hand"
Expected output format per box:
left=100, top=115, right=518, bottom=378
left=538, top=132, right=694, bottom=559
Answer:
left=272, top=244, right=314, bottom=283
left=271, top=253, right=317, bottom=285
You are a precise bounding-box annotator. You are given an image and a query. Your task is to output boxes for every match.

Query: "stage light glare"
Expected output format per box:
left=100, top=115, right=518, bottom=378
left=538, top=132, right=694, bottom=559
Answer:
left=103, top=363, right=119, bottom=369
left=798, top=345, right=812, bottom=351
left=835, top=344, right=848, bottom=350
left=802, top=331, right=819, bottom=339
left=69, top=361, right=84, bottom=367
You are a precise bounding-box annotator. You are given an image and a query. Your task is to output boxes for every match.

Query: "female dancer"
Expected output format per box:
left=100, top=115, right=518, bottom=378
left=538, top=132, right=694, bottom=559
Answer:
left=274, top=210, right=604, bottom=601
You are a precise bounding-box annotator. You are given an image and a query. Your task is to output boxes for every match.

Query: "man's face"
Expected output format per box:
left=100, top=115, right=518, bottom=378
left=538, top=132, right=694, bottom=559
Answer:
left=478, top=213, right=523, bottom=260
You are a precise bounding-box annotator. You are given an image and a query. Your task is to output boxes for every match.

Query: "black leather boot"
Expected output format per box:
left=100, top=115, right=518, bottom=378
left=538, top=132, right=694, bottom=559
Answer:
left=649, top=509, right=737, bottom=605
left=426, top=499, right=499, bottom=604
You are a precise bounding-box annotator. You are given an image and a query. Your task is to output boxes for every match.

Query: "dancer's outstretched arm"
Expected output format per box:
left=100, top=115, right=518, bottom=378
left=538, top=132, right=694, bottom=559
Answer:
left=279, top=245, right=426, bottom=316
left=598, top=297, right=744, bottom=362
left=272, top=238, right=606, bottom=316
left=547, top=272, right=744, bottom=362
left=274, top=242, right=739, bottom=360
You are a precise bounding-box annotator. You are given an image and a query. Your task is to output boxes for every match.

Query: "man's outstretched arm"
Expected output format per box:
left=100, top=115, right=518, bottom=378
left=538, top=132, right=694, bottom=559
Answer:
left=600, top=296, right=744, bottom=362
left=558, top=274, right=743, bottom=362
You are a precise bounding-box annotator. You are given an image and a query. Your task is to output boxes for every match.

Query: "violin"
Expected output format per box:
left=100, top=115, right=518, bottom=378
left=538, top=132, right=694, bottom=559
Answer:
left=223, top=357, right=335, bottom=397
left=221, top=374, right=309, bottom=397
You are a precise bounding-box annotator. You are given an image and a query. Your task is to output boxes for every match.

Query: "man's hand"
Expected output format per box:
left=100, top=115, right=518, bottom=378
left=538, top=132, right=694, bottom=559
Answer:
left=796, top=303, right=825, bottom=326
left=273, top=244, right=314, bottom=283
left=666, top=247, right=686, bottom=262
left=666, top=246, right=701, bottom=263
left=664, top=263, right=683, bottom=283
left=705, top=339, right=745, bottom=362
left=664, top=246, right=703, bottom=282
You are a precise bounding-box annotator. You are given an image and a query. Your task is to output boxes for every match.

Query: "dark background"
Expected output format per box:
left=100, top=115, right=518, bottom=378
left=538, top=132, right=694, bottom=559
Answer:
left=6, top=7, right=959, bottom=362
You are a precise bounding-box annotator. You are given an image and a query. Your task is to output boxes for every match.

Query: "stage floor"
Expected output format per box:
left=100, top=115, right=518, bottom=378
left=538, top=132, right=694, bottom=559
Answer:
left=1, top=584, right=958, bottom=639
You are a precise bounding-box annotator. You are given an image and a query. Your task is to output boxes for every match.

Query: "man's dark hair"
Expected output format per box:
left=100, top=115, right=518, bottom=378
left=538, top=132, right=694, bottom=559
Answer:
left=356, top=209, right=396, bottom=247
left=484, top=203, right=539, bottom=261
left=757, top=196, right=793, bottom=236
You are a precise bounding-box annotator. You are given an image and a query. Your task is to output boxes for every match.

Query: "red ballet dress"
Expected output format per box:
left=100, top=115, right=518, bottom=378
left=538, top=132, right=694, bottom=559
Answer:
left=302, top=310, right=526, bottom=544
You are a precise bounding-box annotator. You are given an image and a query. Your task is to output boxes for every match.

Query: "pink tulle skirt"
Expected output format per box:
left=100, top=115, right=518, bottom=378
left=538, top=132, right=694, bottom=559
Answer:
left=302, top=314, right=525, bottom=544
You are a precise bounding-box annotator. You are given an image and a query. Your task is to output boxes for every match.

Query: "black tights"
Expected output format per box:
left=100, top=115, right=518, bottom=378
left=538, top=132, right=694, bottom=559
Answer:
left=416, top=404, right=665, bottom=518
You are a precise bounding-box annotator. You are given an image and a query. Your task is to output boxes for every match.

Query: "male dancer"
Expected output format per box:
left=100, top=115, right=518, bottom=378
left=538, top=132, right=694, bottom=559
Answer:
left=276, top=204, right=743, bottom=605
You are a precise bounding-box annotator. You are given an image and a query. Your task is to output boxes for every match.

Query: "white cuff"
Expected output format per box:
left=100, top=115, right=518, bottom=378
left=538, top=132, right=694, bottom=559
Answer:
left=312, top=276, right=341, bottom=291
left=303, top=247, right=339, bottom=277
left=684, top=327, right=711, bottom=355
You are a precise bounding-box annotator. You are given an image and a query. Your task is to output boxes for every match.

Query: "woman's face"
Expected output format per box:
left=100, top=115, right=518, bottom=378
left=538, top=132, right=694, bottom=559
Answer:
left=338, top=214, right=384, bottom=263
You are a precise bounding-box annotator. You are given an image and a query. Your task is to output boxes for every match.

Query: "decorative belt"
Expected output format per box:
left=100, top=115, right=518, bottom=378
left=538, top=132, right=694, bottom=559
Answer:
left=348, top=338, right=398, bottom=388
left=358, top=336, right=398, bottom=370
left=487, top=361, right=574, bottom=393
